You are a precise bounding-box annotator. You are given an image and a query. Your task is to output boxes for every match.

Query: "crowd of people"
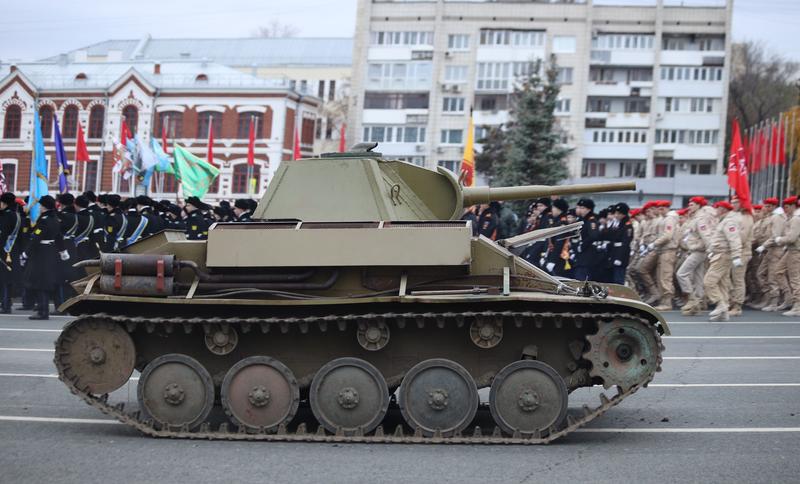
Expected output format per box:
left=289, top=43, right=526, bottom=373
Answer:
left=1, top=187, right=797, bottom=323
left=463, top=194, right=800, bottom=322
left=0, top=191, right=258, bottom=320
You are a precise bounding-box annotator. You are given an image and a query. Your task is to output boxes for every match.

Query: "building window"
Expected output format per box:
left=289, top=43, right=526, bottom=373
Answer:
left=582, top=161, right=606, bottom=177
left=654, top=163, right=676, bottom=178
left=367, top=62, right=432, bottom=90
left=122, top=105, right=138, bottom=136
left=440, top=129, right=463, bottom=145
left=328, top=80, right=336, bottom=101
left=592, top=34, right=654, bottom=50
left=370, top=31, right=434, bottom=46
left=1, top=163, right=16, bottom=190
left=554, top=98, right=571, bottom=114
left=301, top=117, right=315, bottom=145
left=363, top=125, right=425, bottom=143
left=325, top=117, right=334, bottom=140
left=447, top=34, right=470, bottom=51
left=479, top=29, right=545, bottom=47
left=438, top=160, right=460, bottom=173
left=157, top=111, right=183, bottom=139
left=88, top=105, right=104, bottom=139
left=619, top=161, right=646, bottom=178
left=364, top=92, right=429, bottom=110
left=237, top=112, right=262, bottom=139
left=555, top=68, right=573, bottom=85
left=690, top=163, right=714, bottom=175
left=84, top=161, right=97, bottom=191
left=442, top=97, right=466, bottom=113
left=196, top=112, right=221, bottom=138
left=195, top=74, right=208, bottom=84
left=318, top=80, right=325, bottom=98
left=552, top=36, right=576, bottom=54
left=476, top=62, right=510, bottom=91
left=625, top=99, right=650, bottom=113
left=232, top=163, right=260, bottom=194
left=62, top=105, right=79, bottom=139
left=39, top=105, right=54, bottom=139
left=661, top=66, right=723, bottom=82
left=3, top=104, right=22, bottom=139
left=588, top=98, right=611, bottom=113
left=444, top=65, right=469, bottom=83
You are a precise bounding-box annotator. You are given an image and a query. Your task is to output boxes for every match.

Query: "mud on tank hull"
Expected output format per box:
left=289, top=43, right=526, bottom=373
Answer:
left=55, top=226, right=667, bottom=444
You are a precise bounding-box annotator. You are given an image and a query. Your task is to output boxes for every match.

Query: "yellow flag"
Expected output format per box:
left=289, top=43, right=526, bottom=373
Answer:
left=460, top=113, right=475, bottom=187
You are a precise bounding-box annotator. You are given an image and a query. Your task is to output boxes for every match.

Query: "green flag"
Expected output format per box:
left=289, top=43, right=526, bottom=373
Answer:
left=173, top=145, right=220, bottom=198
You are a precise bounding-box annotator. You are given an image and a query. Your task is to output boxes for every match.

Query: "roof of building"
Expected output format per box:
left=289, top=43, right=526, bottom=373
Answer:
left=41, top=36, right=354, bottom=67
left=0, top=60, right=311, bottom=92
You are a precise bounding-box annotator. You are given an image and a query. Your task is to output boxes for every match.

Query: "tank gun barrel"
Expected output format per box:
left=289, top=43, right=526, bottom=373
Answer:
left=461, top=181, right=636, bottom=206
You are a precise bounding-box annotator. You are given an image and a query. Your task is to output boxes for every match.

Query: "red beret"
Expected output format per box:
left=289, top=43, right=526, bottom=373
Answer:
left=677, top=208, right=689, bottom=216
left=656, top=200, right=670, bottom=207
left=642, top=201, right=656, bottom=211
left=783, top=196, right=798, bottom=206
left=689, top=196, right=708, bottom=206
left=630, top=208, right=641, bottom=217
left=713, top=201, right=734, bottom=211
left=763, top=197, right=779, bottom=205
left=15, top=197, right=25, bottom=207
left=753, top=204, right=763, bottom=210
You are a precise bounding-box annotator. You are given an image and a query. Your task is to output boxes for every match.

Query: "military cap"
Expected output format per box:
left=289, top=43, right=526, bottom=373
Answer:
left=0, top=192, right=16, bottom=206
left=552, top=198, right=569, bottom=212
left=763, top=197, right=779, bottom=206
left=56, top=193, right=74, bottom=205
left=39, top=195, right=56, bottom=210
left=186, top=196, right=210, bottom=211
left=576, top=198, right=595, bottom=211
left=75, top=195, right=90, bottom=208
left=614, top=202, right=630, bottom=215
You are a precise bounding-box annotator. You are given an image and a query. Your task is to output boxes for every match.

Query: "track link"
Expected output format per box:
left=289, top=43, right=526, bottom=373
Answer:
left=54, top=310, right=663, bottom=444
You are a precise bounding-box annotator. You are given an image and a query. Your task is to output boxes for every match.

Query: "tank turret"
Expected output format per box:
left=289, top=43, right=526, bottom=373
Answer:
left=255, top=145, right=635, bottom=222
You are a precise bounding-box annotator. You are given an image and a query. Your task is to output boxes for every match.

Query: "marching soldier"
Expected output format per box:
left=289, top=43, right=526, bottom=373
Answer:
left=703, top=201, right=743, bottom=322
left=608, top=203, right=634, bottom=285
left=73, top=195, right=101, bottom=262
left=755, top=197, right=791, bottom=311
left=104, top=194, right=128, bottom=252
left=544, top=199, right=570, bottom=275
left=729, top=196, right=754, bottom=316
left=21, top=196, right=69, bottom=320
left=0, top=193, right=22, bottom=313
left=631, top=201, right=661, bottom=304
left=748, top=205, right=769, bottom=307
left=184, top=197, right=211, bottom=240
left=649, top=201, right=680, bottom=311
left=775, top=197, right=800, bottom=316
left=573, top=198, right=600, bottom=282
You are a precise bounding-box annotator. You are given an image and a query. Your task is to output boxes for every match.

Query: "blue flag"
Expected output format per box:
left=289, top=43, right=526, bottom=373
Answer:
left=150, top=138, right=173, bottom=173
left=52, top=115, right=70, bottom=193
left=29, top=112, right=49, bottom=224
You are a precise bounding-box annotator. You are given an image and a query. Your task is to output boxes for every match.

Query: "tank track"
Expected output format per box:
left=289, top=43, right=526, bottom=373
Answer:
left=54, top=310, right=663, bottom=444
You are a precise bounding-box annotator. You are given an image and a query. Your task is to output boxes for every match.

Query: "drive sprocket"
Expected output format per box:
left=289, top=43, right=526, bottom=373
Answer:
left=583, top=319, right=662, bottom=391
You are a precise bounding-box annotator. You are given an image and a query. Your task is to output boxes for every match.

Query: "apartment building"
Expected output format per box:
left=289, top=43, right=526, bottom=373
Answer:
left=350, top=0, right=733, bottom=206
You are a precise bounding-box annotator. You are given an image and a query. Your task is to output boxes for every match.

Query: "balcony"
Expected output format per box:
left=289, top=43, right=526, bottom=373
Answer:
left=660, top=50, right=725, bottom=67
left=590, top=50, right=655, bottom=66
left=587, top=81, right=653, bottom=97
left=474, top=110, right=509, bottom=126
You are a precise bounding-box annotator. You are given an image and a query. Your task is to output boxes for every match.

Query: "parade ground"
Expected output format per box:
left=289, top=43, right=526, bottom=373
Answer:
left=1, top=309, right=798, bottom=484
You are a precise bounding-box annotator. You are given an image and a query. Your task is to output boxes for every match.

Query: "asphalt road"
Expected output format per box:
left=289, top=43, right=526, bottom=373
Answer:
left=1, top=309, right=799, bottom=484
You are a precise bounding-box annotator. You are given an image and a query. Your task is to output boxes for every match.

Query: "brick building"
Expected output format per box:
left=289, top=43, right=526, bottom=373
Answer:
left=0, top=60, right=320, bottom=201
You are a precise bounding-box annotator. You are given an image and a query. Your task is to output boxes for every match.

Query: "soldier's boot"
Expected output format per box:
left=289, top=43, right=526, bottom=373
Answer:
left=777, top=298, right=793, bottom=311
left=654, top=296, right=673, bottom=312
left=762, top=297, right=781, bottom=312
left=782, top=305, right=800, bottom=317
left=699, top=299, right=709, bottom=311
left=681, top=298, right=702, bottom=316
left=748, top=294, right=768, bottom=309
left=644, top=293, right=661, bottom=305
left=728, top=304, right=743, bottom=317
left=709, top=304, right=729, bottom=322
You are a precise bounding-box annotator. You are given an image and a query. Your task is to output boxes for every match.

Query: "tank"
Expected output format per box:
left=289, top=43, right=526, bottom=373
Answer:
left=54, top=144, right=667, bottom=444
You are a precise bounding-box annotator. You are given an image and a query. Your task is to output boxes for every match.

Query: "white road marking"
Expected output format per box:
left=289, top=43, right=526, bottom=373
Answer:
left=0, top=328, right=61, bottom=333
left=0, top=347, right=54, bottom=352
left=575, top=427, right=800, bottom=433
left=648, top=383, right=800, bottom=387
left=664, top=336, right=800, bottom=339
left=0, top=415, right=797, bottom=434
left=664, top=356, right=800, bottom=360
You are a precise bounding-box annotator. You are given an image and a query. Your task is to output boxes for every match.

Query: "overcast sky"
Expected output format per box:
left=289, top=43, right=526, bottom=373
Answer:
left=0, top=0, right=796, bottom=62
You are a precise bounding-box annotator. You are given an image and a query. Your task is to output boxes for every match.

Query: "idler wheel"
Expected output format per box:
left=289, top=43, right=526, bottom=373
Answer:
left=55, top=319, right=135, bottom=395
left=356, top=322, right=390, bottom=351
left=398, top=358, right=479, bottom=437
left=204, top=325, right=238, bottom=356
left=137, top=354, right=214, bottom=430
left=221, top=356, right=299, bottom=433
left=489, top=360, right=568, bottom=437
left=584, top=319, right=660, bottom=391
left=469, top=318, right=503, bottom=349
left=310, top=357, right=389, bottom=435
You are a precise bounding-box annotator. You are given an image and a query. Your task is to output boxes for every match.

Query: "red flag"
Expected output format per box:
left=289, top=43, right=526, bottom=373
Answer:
left=778, top=118, right=786, bottom=165
left=75, top=123, right=90, bottom=162
left=757, top=127, right=767, bottom=172
left=338, top=123, right=347, bottom=153
left=728, top=119, right=752, bottom=211
left=770, top=122, right=779, bottom=166
left=293, top=125, right=301, bottom=160
left=120, top=120, right=131, bottom=146
left=207, top=118, right=215, bottom=166
left=161, top=124, right=169, bottom=155
left=247, top=116, right=256, bottom=166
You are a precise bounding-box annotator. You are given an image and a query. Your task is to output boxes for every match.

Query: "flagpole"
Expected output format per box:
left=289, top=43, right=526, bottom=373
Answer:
left=247, top=115, right=254, bottom=196
left=789, top=110, right=797, bottom=196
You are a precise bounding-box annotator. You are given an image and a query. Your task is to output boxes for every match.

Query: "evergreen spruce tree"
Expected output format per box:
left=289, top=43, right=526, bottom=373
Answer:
left=494, top=56, right=572, bottom=190
left=475, top=125, right=506, bottom=185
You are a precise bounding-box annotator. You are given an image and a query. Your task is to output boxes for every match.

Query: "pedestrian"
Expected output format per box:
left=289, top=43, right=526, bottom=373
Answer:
left=21, top=195, right=69, bottom=320
left=703, top=201, right=743, bottom=322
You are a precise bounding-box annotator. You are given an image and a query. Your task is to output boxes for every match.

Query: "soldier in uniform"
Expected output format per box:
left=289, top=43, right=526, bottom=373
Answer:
left=776, top=197, right=800, bottom=316
left=521, top=198, right=554, bottom=268
left=747, top=204, right=769, bottom=307
left=573, top=198, right=600, bottom=282
left=729, top=196, right=754, bottom=316
left=164, top=203, right=186, bottom=231
left=608, top=203, right=634, bottom=285
left=184, top=197, right=211, bottom=240
left=544, top=199, right=570, bottom=275
left=104, top=194, right=128, bottom=252
left=676, top=197, right=713, bottom=314
left=21, top=196, right=69, bottom=320
left=755, top=197, right=791, bottom=311
left=477, top=204, right=498, bottom=239
left=648, top=201, right=680, bottom=310
left=234, top=199, right=254, bottom=222
left=0, top=193, right=22, bottom=313
left=703, top=201, right=743, bottom=322
left=631, top=201, right=661, bottom=304
left=73, top=195, right=101, bottom=262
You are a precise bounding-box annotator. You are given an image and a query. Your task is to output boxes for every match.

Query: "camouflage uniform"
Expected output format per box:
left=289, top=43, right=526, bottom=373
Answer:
left=651, top=210, right=680, bottom=310
left=729, top=211, right=754, bottom=316
left=775, top=209, right=800, bottom=315
left=703, top=210, right=742, bottom=321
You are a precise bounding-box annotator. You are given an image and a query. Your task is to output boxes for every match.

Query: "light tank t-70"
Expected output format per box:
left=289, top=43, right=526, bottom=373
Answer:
left=55, top=145, right=667, bottom=443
